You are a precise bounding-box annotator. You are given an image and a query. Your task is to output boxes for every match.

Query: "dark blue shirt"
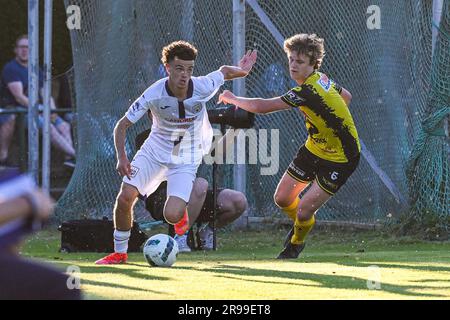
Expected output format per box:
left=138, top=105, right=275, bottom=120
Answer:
left=1, top=59, right=43, bottom=106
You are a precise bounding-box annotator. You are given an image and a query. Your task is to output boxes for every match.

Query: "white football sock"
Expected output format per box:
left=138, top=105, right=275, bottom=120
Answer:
left=114, top=229, right=131, bottom=253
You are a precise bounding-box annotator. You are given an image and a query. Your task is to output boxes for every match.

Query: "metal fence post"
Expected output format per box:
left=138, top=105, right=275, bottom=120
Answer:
left=42, top=0, right=53, bottom=194
left=28, top=0, right=40, bottom=183
left=232, top=0, right=248, bottom=229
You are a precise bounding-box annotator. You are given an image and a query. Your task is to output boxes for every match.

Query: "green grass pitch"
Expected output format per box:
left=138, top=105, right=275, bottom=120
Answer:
left=21, top=226, right=450, bottom=300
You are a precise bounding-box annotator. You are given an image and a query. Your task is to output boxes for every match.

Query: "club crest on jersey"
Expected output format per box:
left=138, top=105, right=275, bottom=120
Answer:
left=193, top=104, right=202, bottom=113
left=130, top=166, right=140, bottom=178
left=317, top=74, right=331, bottom=92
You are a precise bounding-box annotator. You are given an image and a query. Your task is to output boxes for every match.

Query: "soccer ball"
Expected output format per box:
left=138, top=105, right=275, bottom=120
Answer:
left=143, top=234, right=179, bottom=267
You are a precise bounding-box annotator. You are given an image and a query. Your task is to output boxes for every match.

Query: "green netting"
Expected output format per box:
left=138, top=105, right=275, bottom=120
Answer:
left=56, top=0, right=449, bottom=226
left=406, top=0, right=450, bottom=220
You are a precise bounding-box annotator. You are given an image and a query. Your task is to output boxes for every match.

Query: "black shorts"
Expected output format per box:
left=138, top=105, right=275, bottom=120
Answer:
left=197, top=188, right=224, bottom=223
left=286, top=145, right=360, bottom=195
left=144, top=181, right=223, bottom=223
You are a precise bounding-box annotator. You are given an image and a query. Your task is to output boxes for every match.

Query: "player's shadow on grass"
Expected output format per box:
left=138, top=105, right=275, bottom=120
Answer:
left=410, top=278, right=450, bottom=283
left=51, top=261, right=174, bottom=297
left=174, top=264, right=448, bottom=298
left=81, top=279, right=166, bottom=294
left=54, top=261, right=172, bottom=280
left=303, top=254, right=450, bottom=273
left=338, top=261, right=450, bottom=273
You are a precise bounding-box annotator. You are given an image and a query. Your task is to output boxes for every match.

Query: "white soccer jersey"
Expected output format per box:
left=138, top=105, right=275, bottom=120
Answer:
left=125, top=70, right=225, bottom=165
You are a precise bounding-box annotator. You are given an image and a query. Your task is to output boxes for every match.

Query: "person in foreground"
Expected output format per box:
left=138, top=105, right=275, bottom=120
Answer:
left=0, top=168, right=82, bottom=299
left=218, top=33, right=360, bottom=259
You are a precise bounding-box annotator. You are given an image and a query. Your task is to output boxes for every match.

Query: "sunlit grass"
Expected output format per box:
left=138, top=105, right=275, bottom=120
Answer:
left=21, top=227, right=450, bottom=299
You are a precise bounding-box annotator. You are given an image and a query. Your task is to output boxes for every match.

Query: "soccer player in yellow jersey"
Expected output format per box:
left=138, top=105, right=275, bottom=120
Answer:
left=218, top=33, right=361, bottom=259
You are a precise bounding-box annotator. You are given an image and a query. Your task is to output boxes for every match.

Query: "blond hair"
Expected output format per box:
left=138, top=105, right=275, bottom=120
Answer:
left=284, top=33, right=325, bottom=70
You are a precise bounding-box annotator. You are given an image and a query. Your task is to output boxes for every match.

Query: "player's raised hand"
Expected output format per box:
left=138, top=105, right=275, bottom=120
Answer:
left=116, top=156, right=131, bottom=179
left=238, top=49, right=257, bottom=75
left=218, top=90, right=236, bottom=105
left=219, top=50, right=257, bottom=80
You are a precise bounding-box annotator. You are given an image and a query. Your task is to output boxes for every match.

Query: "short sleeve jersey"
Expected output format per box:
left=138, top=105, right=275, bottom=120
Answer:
left=281, top=71, right=360, bottom=163
left=125, top=70, right=225, bottom=164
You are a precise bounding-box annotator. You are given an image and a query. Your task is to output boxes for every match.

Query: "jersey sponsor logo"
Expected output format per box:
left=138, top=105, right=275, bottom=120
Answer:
left=321, top=177, right=338, bottom=190
left=130, top=166, right=140, bottom=178
left=161, top=105, right=171, bottom=110
left=317, top=74, right=331, bottom=92
left=165, top=116, right=197, bottom=123
left=321, top=146, right=338, bottom=154
left=285, top=90, right=305, bottom=106
left=289, top=163, right=306, bottom=177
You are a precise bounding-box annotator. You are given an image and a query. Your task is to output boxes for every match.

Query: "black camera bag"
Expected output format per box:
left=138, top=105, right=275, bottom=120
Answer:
left=58, top=218, right=148, bottom=253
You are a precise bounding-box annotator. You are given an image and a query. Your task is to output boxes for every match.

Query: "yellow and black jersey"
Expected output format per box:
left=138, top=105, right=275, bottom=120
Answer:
left=281, top=71, right=361, bottom=163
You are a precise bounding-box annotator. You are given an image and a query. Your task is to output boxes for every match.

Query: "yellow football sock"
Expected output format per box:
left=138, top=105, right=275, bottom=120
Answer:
left=280, top=197, right=299, bottom=221
left=291, top=215, right=315, bottom=245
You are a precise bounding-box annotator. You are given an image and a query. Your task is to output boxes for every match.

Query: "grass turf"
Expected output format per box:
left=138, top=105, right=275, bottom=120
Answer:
left=20, top=226, right=450, bottom=300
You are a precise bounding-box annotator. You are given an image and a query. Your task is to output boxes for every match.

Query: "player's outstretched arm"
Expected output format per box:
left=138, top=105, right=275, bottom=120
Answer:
left=217, top=90, right=290, bottom=114
left=113, top=116, right=133, bottom=179
left=219, top=50, right=257, bottom=80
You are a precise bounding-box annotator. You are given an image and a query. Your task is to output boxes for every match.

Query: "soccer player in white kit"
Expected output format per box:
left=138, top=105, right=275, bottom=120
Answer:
left=95, top=41, right=257, bottom=264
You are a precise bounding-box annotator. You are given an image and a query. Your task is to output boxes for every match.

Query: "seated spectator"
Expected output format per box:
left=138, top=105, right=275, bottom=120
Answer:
left=0, top=35, right=76, bottom=168
left=135, top=129, right=248, bottom=252
left=145, top=178, right=248, bottom=252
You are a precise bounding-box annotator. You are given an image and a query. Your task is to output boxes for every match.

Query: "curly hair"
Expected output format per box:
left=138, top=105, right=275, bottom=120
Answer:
left=284, top=33, right=325, bottom=70
left=161, top=41, right=198, bottom=64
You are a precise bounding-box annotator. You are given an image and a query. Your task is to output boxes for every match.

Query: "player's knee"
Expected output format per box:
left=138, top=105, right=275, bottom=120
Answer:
left=163, top=208, right=184, bottom=224
left=116, top=191, right=136, bottom=209
left=163, top=200, right=186, bottom=224
left=273, top=192, right=292, bottom=209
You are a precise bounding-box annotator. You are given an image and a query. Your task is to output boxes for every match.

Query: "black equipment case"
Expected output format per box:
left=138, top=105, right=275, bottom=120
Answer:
left=58, top=218, right=148, bottom=253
